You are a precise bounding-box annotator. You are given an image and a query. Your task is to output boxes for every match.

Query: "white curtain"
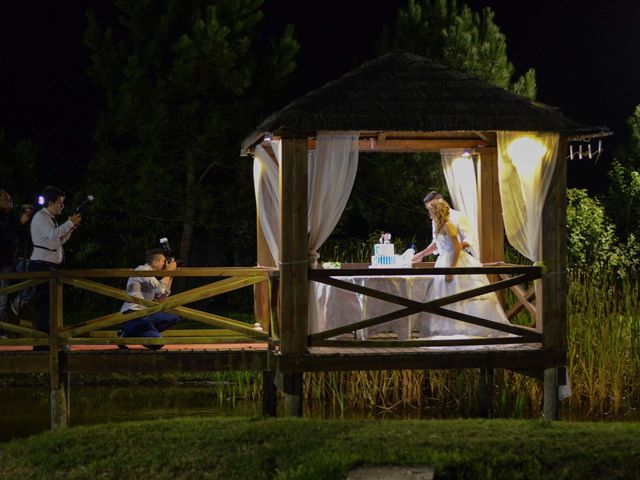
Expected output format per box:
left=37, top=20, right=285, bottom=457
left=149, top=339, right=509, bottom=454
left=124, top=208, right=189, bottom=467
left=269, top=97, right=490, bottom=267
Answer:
left=440, top=149, right=479, bottom=258
left=497, top=132, right=560, bottom=261
left=252, top=132, right=359, bottom=267
left=308, top=132, right=359, bottom=265
left=307, top=132, right=359, bottom=334
left=253, top=141, right=281, bottom=265
left=254, top=133, right=359, bottom=335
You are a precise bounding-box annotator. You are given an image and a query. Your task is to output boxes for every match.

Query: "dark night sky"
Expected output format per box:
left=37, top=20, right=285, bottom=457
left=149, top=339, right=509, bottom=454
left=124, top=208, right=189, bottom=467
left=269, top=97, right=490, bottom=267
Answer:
left=1, top=0, right=638, bottom=191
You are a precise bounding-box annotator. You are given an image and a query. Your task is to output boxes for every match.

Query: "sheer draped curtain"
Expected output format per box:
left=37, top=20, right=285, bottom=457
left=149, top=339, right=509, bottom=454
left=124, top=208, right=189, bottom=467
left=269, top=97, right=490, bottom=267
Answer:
left=307, top=132, right=359, bottom=333
left=253, top=132, right=359, bottom=266
left=497, top=132, right=559, bottom=262
left=253, top=132, right=359, bottom=334
left=308, top=132, right=359, bottom=265
left=440, top=149, right=479, bottom=258
left=253, top=141, right=281, bottom=265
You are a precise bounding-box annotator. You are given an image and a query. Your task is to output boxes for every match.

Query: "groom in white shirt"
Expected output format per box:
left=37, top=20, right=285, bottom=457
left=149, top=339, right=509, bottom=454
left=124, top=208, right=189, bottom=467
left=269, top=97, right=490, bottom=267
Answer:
left=412, top=191, right=476, bottom=263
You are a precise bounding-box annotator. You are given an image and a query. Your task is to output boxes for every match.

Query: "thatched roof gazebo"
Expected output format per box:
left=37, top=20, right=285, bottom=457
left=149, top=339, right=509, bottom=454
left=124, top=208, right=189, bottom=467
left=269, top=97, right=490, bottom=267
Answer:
left=243, top=50, right=604, bottom=143
left=242, top=50, right=609, bottom=419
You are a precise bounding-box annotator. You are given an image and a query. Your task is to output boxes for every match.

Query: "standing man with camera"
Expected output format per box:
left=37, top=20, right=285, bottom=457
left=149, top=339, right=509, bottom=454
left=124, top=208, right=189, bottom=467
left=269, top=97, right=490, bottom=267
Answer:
left=0, top=188, right=33, bottom=331
left=119, top=248, right=179, bottom=350
left=29, top=186, right=81, bottom=340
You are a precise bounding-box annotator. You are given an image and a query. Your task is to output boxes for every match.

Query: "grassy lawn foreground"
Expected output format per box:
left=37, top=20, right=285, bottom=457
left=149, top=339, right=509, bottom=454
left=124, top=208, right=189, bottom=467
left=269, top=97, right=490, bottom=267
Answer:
left=1, top=417, right=638, bottom=479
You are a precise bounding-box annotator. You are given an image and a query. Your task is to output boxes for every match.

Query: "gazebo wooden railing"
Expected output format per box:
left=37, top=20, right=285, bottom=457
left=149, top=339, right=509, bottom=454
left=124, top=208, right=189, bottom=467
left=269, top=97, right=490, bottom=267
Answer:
left=308, top=263, right=543, bottom=348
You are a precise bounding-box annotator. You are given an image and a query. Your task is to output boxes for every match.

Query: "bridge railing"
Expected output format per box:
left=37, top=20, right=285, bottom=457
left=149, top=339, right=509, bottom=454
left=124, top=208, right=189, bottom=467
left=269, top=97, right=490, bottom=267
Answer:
left=0, top=267, right=276, bottom=349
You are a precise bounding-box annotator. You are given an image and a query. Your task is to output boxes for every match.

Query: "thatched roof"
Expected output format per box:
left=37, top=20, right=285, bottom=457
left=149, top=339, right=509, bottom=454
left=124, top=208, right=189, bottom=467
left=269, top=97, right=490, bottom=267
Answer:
left=242, top=50, right=608, bottom=150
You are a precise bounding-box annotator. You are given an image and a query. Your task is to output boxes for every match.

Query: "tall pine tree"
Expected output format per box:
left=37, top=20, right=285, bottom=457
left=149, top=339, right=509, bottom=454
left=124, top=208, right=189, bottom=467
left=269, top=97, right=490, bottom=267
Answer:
left=328, top=0, right=538, bottom=254
left=377, top=0, right=537, bottom=98
left=82, top=0, right=299, bottom=267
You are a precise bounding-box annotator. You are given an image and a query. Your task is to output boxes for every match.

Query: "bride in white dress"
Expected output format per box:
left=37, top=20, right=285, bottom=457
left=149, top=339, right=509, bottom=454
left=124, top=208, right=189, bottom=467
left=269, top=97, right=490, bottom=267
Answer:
left=418, top=198, right=510, bottom=338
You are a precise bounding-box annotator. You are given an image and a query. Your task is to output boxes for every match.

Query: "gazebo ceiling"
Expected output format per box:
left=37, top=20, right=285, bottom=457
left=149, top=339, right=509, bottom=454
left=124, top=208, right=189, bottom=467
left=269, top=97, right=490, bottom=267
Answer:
left=242, top=50, right=609, bottom=152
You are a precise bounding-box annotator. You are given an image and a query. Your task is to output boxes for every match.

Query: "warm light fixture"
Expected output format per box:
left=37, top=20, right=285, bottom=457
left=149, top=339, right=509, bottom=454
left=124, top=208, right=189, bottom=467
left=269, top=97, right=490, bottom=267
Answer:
left=507, top=137, right=547, bottom=179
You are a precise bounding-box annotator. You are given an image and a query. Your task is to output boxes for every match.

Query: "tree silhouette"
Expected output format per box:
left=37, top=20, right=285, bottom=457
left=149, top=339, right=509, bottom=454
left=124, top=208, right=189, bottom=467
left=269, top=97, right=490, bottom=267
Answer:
left=83, top=0, right=299, bottom=267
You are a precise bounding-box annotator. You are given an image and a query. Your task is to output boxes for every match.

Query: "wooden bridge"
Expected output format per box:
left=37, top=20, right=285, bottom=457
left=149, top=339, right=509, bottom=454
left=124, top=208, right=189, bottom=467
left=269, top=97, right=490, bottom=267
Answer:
left=0, top=261, right=565, bottom=430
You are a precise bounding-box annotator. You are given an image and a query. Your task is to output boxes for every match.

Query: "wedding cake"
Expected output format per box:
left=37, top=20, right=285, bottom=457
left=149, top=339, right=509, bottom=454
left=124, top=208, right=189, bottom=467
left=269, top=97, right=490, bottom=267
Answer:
left=370, top=233, right=414, bottom=268
left=371, top=233, right=399, bottom=267
left=372, top=242, right=396, bottom=266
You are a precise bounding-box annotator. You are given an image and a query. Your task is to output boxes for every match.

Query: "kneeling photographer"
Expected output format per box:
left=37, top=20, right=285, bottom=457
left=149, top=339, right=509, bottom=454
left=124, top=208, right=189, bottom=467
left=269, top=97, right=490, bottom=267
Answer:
left=119, top=248, right=179, bottom=350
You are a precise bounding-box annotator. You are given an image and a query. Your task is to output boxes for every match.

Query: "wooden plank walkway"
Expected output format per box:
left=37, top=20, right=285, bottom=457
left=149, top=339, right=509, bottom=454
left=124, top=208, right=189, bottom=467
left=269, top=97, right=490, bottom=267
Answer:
left=0, top=343, right=268, bottom=352
left=0, top=341, right=560, bottom=375
left=275, top=343, right=562, bottom=372
left=0, top=343, right=270, bottom=374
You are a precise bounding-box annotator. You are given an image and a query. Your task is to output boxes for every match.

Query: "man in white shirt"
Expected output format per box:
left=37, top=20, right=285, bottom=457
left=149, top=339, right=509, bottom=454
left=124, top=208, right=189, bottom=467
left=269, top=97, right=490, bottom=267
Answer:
left=412, top=191, right=476, bottom=263
left=29, top=186, right=81, bottom=339
left=119, top=248, right=178, bottom=350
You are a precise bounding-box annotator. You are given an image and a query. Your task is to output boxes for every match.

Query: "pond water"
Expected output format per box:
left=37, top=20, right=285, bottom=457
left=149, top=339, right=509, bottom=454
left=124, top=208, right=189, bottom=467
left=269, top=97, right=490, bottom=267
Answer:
left=0, top=385, right=261, bottom=442
left=0, top=384, right=462, bottom=442
left=1, top=385, right=637, bottom=442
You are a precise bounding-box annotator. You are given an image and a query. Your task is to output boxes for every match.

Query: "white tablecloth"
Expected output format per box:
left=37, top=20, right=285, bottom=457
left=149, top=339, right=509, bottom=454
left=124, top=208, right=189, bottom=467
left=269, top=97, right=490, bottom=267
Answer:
left=310, top=275, right=434, bottom=340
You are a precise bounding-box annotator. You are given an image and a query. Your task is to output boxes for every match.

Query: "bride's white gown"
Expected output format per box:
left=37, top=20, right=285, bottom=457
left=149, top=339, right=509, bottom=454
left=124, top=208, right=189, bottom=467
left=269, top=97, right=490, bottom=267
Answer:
left=418, top=223, right=510, bottom=338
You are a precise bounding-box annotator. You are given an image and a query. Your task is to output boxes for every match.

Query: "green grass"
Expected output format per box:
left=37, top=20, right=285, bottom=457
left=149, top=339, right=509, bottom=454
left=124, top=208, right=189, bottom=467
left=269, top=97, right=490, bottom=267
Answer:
left=1, top=417, right=639, bottom=479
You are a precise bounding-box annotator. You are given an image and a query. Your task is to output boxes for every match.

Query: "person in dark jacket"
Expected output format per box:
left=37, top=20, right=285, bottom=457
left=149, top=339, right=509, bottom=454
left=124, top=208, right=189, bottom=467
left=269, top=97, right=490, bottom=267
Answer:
left=0, top=188, right=33, bottom=328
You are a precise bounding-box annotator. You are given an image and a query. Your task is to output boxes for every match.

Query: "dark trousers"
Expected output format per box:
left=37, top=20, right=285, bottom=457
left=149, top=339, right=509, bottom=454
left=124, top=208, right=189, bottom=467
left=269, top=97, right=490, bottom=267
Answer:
left=121, top=312, right=179, bottom=338
left=121, top=311, right=179, bottom=350
left=29, top=261, right=59, bottom=334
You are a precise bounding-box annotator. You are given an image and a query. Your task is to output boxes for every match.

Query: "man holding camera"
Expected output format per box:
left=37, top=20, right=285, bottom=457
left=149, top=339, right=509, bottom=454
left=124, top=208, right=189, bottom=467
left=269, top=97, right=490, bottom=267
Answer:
left=29, top=186, right=81, bottom=338
left=119, top=248, right=179, bottom=350
left=0, top=188, right=33, bottom=330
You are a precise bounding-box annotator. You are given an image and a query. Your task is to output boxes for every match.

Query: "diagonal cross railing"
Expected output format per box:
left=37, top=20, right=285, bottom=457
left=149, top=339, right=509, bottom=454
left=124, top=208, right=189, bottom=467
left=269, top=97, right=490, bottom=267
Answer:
left=308, top=263, right=543, bottom=348
left=0, top=267, right=276, bottom=349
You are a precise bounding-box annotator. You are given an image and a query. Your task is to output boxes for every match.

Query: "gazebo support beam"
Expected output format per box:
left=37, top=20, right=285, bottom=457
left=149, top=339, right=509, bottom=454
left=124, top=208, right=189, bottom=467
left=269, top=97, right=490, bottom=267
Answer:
left=255, top=215, right=275, bottom=333
left=476, top=147, right=503, bottom=417
left=278, top=136, right=309, bottom=417
left=477, top=147, right=504, bottom=265
left=541, top=138, right=569, bottom=420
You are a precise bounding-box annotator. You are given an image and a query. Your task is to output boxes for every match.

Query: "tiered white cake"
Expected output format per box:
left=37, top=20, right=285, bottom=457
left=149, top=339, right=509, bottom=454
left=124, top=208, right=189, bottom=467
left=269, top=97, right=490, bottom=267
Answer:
left=371, top=243, right=397, bottom=266
left=370, top=233, right=414, bottom=268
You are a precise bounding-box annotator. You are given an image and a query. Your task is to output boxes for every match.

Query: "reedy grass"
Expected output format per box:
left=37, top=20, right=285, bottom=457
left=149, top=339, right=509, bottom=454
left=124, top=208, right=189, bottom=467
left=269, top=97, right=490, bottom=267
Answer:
left=567, top=267, right=640, bottom=417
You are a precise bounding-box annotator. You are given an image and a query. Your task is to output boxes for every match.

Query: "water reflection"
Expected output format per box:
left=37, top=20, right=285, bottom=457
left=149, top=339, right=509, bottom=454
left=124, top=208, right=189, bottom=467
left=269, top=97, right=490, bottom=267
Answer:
left=2, top=385, right=638, bottom=442
left=0, top=385, right=260, bottom=442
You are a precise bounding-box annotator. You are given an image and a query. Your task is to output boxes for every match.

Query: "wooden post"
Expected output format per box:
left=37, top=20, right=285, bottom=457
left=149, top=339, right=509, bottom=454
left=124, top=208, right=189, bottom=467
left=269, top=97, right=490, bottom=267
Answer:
left=540, top=138, right=568, bottom=350
left=477, top=147, right=504, bottom=302
left=478, top=367, right=494, bottom=418
left=477, top=147, right=504, bottom=265
left=49, top=278, right=69, bottom=430
left=543, top=367, right=560, bottom=420
left=262, top=370, right=277, bottom=417
left=282, top=371, right=303, bottom=417
left=254, top=215, right=276, bottom=334
left=540, top=138, right=568, bottom=420
left=476, top=146, right=501, bottom=419
left=278, top=136, right=308, bottom=416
